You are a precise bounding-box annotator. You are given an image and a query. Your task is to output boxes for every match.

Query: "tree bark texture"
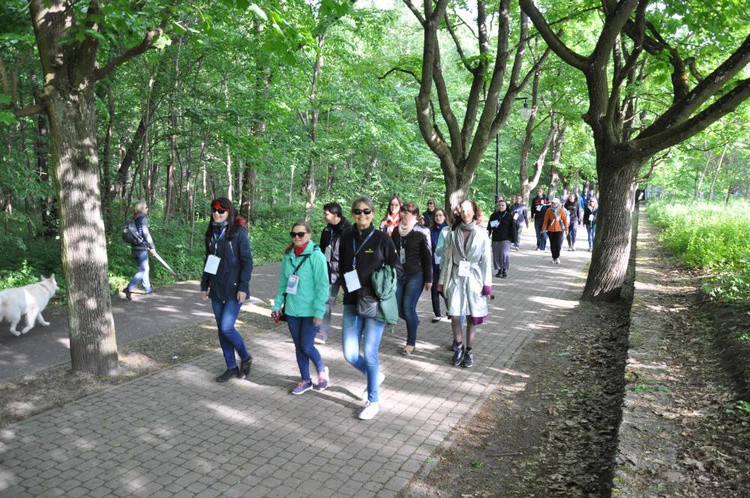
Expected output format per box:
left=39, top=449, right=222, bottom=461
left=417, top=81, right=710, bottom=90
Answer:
left=47, top=88, right=119, bottom=373
left=582, top=157, right=640, bottom=301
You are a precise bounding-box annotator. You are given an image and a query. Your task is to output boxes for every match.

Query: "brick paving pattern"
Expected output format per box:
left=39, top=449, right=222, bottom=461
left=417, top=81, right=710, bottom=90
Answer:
left=0, top=230, right=590, bottom=497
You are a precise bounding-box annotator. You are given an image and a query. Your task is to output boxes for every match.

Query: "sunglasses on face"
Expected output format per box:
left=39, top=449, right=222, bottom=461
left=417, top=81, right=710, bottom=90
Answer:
left=353, top=208, right=372, bottom=215
left=290, top=231, right=308, bottom=238
left=212, top=208, right=227, bottom=214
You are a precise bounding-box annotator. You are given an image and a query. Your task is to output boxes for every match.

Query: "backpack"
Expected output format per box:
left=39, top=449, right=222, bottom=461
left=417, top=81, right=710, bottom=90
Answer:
left=121, top=218, right=144, bottom=245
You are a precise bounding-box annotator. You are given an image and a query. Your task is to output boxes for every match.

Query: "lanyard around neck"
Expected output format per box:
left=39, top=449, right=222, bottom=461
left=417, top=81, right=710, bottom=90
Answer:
left=352, top=229, right=375, bottom=269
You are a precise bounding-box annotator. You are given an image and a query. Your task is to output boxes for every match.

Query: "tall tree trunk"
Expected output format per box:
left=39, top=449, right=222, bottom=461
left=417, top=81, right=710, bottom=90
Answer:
left=35, top=107, right=56, bottom=237
left=693, top=140, right=712, bottom=200
left=303, top=34, right=325, bottom=221
left=708, top=143, right=728, bottom=201
left=164, top=110, right=177, bottom=223
left=48, top=88, right=118, bottom=374
left=582, top=157, right=640, bottom=301
left=100, top=83, right=115, bottom=232
left=28, top=0, right=162, bottom=374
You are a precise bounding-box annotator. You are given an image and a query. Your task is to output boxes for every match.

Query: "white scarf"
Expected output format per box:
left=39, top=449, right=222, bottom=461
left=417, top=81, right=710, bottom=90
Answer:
left=398, top=217, right=418, bottom=237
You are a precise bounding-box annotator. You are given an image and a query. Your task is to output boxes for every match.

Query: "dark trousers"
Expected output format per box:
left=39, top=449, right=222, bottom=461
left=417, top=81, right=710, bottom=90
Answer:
left=548, top=231, right=564, bottom=259
left=430, top=266, right=447, bottom=317
left=534, top=218, right=547, bottom=250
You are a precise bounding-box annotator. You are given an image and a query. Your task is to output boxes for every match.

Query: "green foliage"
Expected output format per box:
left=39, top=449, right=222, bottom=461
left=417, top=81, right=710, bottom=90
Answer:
left=647, top=200, right=750, bottom=300
left=0, top=261, right=44, bottom=291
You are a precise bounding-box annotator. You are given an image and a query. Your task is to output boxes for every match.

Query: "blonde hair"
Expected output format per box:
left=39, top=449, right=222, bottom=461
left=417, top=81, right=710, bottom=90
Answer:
left=134, top=200, right=148, bottom=215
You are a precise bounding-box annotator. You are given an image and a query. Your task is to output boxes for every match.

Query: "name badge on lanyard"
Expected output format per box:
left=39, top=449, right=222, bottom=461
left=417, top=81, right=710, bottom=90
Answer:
left=458, top=260, right=471, bottom=277
left=344, top=270, right=361, bottom=291
left=286, top=274, right=300, bottom=294
left=204, top=255, right=221, bottom=275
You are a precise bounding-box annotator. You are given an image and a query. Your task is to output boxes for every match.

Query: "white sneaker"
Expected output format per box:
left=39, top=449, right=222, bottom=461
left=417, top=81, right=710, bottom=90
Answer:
left=359, top=401, right=379, bottom=420
left=361, top=372, right=386, bottom=400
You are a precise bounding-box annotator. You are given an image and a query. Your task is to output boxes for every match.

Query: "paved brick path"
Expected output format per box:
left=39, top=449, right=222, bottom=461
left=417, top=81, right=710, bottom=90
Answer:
left=0, top=229, right=591, bottom=497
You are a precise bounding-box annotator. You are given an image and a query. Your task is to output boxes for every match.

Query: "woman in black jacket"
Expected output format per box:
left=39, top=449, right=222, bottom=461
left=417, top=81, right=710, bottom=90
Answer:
left=200, top=197, right=254, bottom=383
left=564, top=193, right=580, bottom=251
left=391, top=202, right=432, bottom=356
left=339, top=196, right=402, bottom=420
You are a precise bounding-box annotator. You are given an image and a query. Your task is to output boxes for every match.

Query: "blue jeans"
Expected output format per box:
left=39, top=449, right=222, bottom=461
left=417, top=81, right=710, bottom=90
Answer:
left=567, top=222, right=578, bottom=248
left=286, top=316, right=325, bottom=382
left=342, top=305, right=385, bottom=403
left=128, top=249, right=151, bottom=292
left=587, top=223, right=597, bottom=248
left=396, top=272, right=424, bottom=347
left=534, top=218, right=547, bottom=250
left=211, top=299, right=250, bottom=369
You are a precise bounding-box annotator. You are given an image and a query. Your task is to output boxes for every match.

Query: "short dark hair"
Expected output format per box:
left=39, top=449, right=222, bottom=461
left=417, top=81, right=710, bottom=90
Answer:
left=323, top=202, right=343, bottom=218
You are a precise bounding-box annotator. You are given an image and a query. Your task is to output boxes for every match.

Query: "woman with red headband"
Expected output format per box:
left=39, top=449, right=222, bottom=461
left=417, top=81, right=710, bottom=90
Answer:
left=200, top=197, right=254, bottom=382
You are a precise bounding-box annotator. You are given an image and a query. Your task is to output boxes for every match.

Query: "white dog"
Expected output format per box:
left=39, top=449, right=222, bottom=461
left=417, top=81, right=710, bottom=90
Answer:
left=0, top=274, right=59, bottom=336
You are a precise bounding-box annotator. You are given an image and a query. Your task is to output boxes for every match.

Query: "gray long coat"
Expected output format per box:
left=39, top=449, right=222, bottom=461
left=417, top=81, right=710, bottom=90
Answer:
left=438, top=225, right=493, bottom=318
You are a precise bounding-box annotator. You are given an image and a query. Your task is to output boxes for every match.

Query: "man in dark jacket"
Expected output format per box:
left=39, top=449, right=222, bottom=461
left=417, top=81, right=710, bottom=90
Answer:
left=316, top=202, right=353, bottom=344
left=487, top=199, right=517, bottom=278
left=530, top=187, right=550, bottom=251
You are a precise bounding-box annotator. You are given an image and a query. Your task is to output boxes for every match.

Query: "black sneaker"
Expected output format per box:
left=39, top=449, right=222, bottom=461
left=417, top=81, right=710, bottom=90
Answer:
left=452, top=346, right=465, bottom=366
left=215, top=368, right=239, bottom=383
left=462, top=350, right=474, bottom=368
left=500, top=270, right=507, bottom=279
left=495, top=270, right=502, bottom=277
left=239, top=357, right=252, bottom=380
left=123, top=288, right=132, bottom=301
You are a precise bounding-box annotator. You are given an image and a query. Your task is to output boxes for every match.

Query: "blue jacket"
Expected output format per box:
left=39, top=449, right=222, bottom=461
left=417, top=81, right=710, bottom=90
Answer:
left=273, top=243, right=328, bottom=318
left=201, top=226, right=253, bottom=303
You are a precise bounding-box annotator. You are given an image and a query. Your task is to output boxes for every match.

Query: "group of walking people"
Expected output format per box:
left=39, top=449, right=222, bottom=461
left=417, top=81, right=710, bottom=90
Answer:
left=528, top=187, right=599, bottom=263
left=193, top=194, right=493, bottom=421
left=125, top=188, right=594, bottom=421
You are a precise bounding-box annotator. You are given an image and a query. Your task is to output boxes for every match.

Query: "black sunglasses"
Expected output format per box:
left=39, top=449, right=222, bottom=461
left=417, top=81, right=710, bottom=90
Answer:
left=290, top=231, right=308, bottom=238
left=212, top=208, right=227, bottom=214
left=353, top=208, right=372, bottom=215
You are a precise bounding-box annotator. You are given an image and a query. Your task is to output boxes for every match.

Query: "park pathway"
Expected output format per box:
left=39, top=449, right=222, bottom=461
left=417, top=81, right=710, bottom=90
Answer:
left=0, top=229, right=590, bottom=497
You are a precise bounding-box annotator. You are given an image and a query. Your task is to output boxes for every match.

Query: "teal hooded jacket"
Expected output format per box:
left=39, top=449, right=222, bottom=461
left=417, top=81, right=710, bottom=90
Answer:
left=273, top=243, right=329, bottom=319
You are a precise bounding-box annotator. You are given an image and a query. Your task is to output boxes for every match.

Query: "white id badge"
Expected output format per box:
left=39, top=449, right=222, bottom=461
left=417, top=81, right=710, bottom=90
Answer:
left=489, top=220, right=499, bottom=228
left=458, top=260, right=471, bottom=277
left=204, top=255, right=220, bottom=275
left=536, top=205, right=542, bottom=212
left=513, top=213, right=519, bottom=221
left=434, top=254, right=442, bottom=265
left=400, top=248, right=406, bottom=264
left=344, top=270, right=362, bottom=292
left=325, top=245, right=332, bottom=263
left=286, top=274, right=300, bottom=294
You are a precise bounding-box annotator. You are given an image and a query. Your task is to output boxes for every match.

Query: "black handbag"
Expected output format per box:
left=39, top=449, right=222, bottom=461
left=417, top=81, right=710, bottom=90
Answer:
left=357, top=287, right=379, bottom=318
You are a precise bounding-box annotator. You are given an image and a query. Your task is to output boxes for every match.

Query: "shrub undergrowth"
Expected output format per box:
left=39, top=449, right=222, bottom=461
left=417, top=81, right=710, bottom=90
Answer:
left=647, top=200, right=750, bottom=301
